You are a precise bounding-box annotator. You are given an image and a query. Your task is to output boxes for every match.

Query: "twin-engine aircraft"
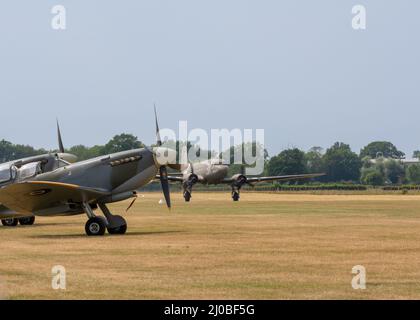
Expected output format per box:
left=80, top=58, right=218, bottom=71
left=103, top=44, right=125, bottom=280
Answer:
left=0, top=110, right=177, bottom=236
left=163, top=160, right=324, bottom=202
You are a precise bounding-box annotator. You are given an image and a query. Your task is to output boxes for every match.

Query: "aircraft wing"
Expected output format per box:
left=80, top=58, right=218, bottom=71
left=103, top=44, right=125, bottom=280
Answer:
left=0, top=181, right=109, bottom=214
left=155, top=175, right=184, bottom=182
left=223, top=173, right=325, bottom=184
left=0, top=204, right=19, bottom=218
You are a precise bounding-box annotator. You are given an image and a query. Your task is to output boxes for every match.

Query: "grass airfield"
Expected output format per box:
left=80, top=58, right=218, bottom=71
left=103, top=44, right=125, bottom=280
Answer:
left=2, top=192, right=420, bottom=299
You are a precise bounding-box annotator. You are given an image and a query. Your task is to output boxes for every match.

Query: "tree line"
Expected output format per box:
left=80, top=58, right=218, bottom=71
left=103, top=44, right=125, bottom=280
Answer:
left=265, top=141, right=420, bottom=185
left=1, top=135, right=420, bottom=185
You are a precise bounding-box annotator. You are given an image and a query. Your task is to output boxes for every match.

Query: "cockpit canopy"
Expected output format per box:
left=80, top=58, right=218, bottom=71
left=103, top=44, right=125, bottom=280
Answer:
left=0, top=161, right=42, bottom=184
left=17, top=162, right=43, bottom=180
left=0, top=163, right=15, bottom=184
left=0, top=152, right=76, bottom=185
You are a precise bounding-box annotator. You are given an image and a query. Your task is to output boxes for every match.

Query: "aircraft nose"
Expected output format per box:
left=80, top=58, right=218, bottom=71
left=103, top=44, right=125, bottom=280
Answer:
left=152, top=147, right=178, bottom=168
left=215, top=164, right=229, bottom=175
left=220, top=165, right=229, bottom=174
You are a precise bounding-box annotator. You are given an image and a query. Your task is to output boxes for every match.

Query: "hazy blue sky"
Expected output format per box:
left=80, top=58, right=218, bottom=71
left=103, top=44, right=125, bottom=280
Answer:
left=0, top=1, right=419, bottom=157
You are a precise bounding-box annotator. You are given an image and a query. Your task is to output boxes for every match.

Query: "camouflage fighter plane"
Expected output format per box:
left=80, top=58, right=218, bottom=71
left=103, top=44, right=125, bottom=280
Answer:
left=162, top=159, right=325, bottom=202
left=0, top=110, right=177, bottom=236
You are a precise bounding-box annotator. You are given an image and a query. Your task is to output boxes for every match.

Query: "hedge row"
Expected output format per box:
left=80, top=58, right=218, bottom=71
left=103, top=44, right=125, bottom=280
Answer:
left=382, top=185, right=420, bottom=191
left=258, top=183, right=368, bottom=191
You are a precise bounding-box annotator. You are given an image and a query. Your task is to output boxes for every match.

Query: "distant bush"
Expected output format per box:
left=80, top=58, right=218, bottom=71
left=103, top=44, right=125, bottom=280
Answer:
left=259, top=183, right=368, bottom=191
left=382, top=185, right=420, bottom=191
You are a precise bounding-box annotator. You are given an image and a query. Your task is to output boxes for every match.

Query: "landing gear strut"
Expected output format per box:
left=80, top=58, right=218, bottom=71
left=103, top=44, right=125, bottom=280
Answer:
left=183, top=176, right=197, bottom=202
left=183, top=181, right=193, bottom=202
left=81, top=202, right=128, bottom=236
left=99, top=203, right=127, bottom=235
left=232, top=191, right=240, bottom=201
left=231, top=185, right=241, bottom=202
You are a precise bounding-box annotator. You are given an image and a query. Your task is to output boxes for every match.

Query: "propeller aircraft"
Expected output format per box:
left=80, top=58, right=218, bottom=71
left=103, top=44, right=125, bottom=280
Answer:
left=162, top=160, right=325, bottom=202
left=0, top=109, right=177, bottom=236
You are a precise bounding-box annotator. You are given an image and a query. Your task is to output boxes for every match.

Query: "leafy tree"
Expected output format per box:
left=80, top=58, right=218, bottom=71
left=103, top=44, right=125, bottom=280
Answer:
left=220, top=142, right=268, bottom=165
left=323, top=142, right=362, bottom=182
left=384, top=159, right=405, bottom=184
left=360, top=156, right=385, bottom=186
left=267, top=148, right=307, bottom=177
left=362, top=170, right=385, bottom=186
left=360, top=157, right=404, bottom=185
left=68, top=145, right=104, bottom=161
left=361, top=156, right=374, bottom=169
left=407, top=164, right=420, bottom=184
left=360, top=141, right=405, bottom=159
left=0, top=140, right=14, bottom=162
left=413, top=150, right=420, bottom=159
left=0, top=139, right=46, bottom=162
left=220, top=142, right=268, bottom=176
left=102, top=134, right=145, bottom=155
left=305, top=146, right=324, bottom=174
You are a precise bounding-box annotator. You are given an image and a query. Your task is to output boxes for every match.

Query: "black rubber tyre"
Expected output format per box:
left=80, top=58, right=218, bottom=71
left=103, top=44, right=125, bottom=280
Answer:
left=85, top=217, right=106, bottom=236
left=19, top=216, right=35, bottom=226
left=1, top=218, right=18, bottom=227
left=232, top=193, right=240, bottom=201
left=184, top=192, right=191, bottom=202
left=107, top=215, right=127, bottom=235
left=107, top=224, right=127, bottom=235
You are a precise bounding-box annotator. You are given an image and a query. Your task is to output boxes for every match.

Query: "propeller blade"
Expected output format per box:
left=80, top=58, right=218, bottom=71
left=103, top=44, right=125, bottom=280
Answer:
left=154, top=104, right=162, bottom=146
left=159, top=166, right=171, bottom=209
left=57, top=119, right=65, bottom=153
left=154, top=105, right=172, bottom=210
left=126, top=192, right=138, bottom=212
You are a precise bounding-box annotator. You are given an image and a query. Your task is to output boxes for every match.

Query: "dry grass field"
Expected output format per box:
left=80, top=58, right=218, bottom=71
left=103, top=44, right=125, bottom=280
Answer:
left=2, top=192, right=420, bottom=300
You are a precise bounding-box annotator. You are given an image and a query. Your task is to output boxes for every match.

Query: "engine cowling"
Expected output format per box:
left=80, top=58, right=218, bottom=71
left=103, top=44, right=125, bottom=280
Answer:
left=184, top=173, right=199, bottom=186
left=231, top=174, right=248, bottom=187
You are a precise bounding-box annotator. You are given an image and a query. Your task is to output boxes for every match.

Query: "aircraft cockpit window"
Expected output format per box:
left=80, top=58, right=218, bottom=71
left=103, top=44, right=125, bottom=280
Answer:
left=0, top=164, right=12, bottom=183
left=18, top=162, right=42, bottom=180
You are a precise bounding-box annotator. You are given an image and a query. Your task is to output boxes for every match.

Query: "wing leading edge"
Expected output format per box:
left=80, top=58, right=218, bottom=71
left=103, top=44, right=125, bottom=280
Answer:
left=223, top=173, right=325, bottom=184
left=0, top=181, right=109, bottom=214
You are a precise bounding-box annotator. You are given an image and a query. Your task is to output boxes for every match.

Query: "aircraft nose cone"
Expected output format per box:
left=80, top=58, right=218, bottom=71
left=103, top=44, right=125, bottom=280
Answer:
left=213, top=164, right=229, bottom=178
left=152, top=147, right=177, bottom=167
left=220, top=165, right=229, bottom=175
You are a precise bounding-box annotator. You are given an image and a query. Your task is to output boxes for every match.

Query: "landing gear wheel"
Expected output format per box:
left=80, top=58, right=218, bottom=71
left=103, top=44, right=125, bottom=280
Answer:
left=19, top=216, right=35, bottom=226
left=85, top=217, right=106, bottom=236
left=107, top=216, right=127, bottom=235
left=1, top=218, right=18, bottom=226
left=184, top=192, right=191, bottom=202
left=232, top=193, right=240, bottom=201
left=107, top=224, right=127, bottom=235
